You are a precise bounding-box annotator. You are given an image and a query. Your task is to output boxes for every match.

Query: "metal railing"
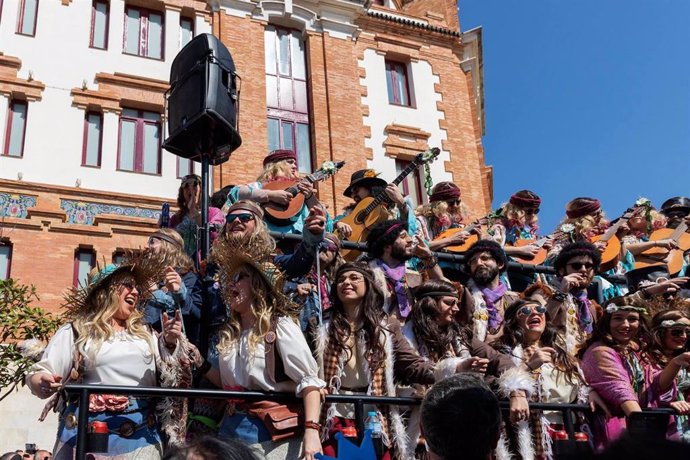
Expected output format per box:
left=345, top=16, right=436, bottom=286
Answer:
left=64, top=384, right=599, bottom=460
left=268, top=231, right=628, bottom=284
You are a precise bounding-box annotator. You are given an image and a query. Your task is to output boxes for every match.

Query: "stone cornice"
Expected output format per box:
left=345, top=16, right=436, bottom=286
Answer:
left=0, top=53, right=46, bottom=101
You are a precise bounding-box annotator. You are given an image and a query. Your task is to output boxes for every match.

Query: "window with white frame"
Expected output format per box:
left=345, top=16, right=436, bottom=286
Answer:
left=395, top=159, right=424, bottom=208
left=385, top=60, right=412, bottom=106
left=16, top=0, right=38, bottom=36
left=264, top=26, right=312, bottom=174
left=0, top=242, right=12, bottom=280
left=73, top=248, right=95, bottom=287
left=124, top=6, right=163, bottom=59
left=177, top=157, right=195, bottom=178
left=180, top=16, right=194, bottom=49
left=118, top=108, right=161, bottom=174
left=90, top=0, right=109, bottom=49
left=82, top=111, right=103, bottom=167
left=3, top=100, right=28, bottom=158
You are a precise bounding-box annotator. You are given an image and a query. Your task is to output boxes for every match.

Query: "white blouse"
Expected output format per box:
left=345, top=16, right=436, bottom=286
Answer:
left=218, top=316, right=325, bottom=395
left=27, top=324, right=159, bottom=393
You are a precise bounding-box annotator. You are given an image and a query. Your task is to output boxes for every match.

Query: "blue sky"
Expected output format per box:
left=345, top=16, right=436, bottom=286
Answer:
left=459, top=0, right=690, bottom=232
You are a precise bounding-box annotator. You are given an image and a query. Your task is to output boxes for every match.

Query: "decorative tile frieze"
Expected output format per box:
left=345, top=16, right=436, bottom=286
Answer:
left=61, top=200, right=160, bottom=226
left=0, top=193, right=37, bottom=219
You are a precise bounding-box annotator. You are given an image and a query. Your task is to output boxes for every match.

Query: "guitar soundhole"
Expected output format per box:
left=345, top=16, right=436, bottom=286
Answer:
left=354, top=211, right=366, bottom=225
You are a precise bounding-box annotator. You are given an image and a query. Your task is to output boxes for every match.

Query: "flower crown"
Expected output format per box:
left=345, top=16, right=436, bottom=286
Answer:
left=605, top=304, right=647, bottom=314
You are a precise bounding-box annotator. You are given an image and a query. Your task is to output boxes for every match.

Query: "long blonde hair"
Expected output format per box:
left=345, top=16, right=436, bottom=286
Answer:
left=216, top=267, right=298, bottom=354
left=72, top=280, right=154, bottom=363
left=257, top=160, right=295, bottom=182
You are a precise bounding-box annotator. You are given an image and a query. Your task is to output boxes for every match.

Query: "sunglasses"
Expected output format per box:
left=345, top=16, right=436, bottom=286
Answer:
left=517, top=305, right=547, bottom=317
left=231, top=272, right=249, bottom=283
left=669, top=328, right=690, bottom=338
left=567, top=262, right=594, bottom=270
left=226, top=213, right=255, bottom=224
left=525, top=208, right=540, bottom=215
left=447, top=199, right=461, bottom=206
left=320, top=243, right=339, bottom=253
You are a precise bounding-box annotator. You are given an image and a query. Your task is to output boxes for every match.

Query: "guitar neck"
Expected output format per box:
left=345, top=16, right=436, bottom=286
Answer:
left=671, top=222, right=689, bottom=242
left=362, top=162, right=420, bottom=215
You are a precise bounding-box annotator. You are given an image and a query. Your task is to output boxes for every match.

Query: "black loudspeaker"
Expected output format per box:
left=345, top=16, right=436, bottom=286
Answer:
left=163, top=33, right=242, bottom=165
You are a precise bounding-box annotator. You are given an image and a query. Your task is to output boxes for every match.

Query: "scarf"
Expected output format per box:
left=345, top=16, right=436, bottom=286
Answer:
left=574, top=290, right=594, bottom=334
left=378, top=261, right=411, bottom=318
left=480, top=282, right=508, bottom=331
left=308, top=271, right=331, bottom=311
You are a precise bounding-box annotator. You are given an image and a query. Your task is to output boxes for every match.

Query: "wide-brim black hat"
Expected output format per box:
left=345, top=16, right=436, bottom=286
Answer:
left=625, top=265, right=671, bottom=293
left=343, top=169, right=387, bottom=197
left=661, top=196, right=690, bottom=216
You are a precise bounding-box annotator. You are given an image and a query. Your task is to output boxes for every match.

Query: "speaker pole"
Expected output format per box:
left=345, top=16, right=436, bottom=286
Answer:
left=200, top=153, right=210, bottom=262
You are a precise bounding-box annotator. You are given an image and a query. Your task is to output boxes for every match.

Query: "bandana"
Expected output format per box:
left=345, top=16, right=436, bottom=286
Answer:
left=480, top=282, right=508, bottom=331
left=574, top=290, right=594, bottom=334
left=378, top=260, right=411, bottom=318
left=566, top=199, right=601, bottom=219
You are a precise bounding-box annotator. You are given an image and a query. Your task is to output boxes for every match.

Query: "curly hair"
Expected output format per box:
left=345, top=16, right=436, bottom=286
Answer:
left=72, top=276, right=155, bottom=362
left=416, top=201, right=469, bottom=233
left=328, top=262, right=388, bottom=372
left=553, top=241, right=601, bottom=274
left=498, top=202, right=539, bottom=235
left=410, top=280, right=470, bottom=362
left=217, top=264, right=300, bottom=354
left=641, top=310, right=690, bottom=367
left=577, top=296, right=650, bottom=359
left=494, top=299, right=583, bottom=386
left=366, top=219, right=406, bottom=259
left=218, top=214, right=276, bottom=254
left=557, top=198, right=609, bottom=240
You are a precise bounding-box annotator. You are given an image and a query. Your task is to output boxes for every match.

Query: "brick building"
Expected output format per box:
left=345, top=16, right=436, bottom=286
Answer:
left=0, top=0, right=487, bottom=447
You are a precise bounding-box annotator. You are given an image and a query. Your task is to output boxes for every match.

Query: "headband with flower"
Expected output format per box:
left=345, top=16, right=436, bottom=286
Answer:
left=605, top=303, right=647, bottom=314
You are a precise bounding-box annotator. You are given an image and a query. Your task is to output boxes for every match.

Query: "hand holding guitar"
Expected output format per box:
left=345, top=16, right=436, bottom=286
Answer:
left=384, top=184, right=405, bottom=207
left=335, top=221, right=353, bottom=239
left=268, top=189, right=292, bottom=205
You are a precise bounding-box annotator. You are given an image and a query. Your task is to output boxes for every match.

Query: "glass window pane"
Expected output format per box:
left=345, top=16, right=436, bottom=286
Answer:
left=143, top=111, right=160, bottom=122
left=122, top=108, right=138, bottom=118
left=396, top=65, right=408, bottom=105
left=77, top=252, right=94, bottom=287
left=20, top=0, right=38, bottom=35
left=296, top=123, right=311, bottom=174
left=84, top=113, right=102, bottom=166
left=119, top=119, right=136, bottom=170
left=92, top=2, right=108, bottom=49
left=266, top=75, right=278, bottom=108
left=294, top=80, right=308, bottom=113
left=7, top=102, right=27, bottom=157
left=125, top=9, right=140, bottom=54
left=147, top=14, right=163, bottom=59
left=178, top=157, right=191, bottom=177
left=278, top=31, right=290, bottom=75
left=264, top=27, right=277, bottom=75
left=143, top=123, right=160, bottom=173
left=180, top=18, right=193, bottom=49
left=267, top=118, right=280, bottom=151
left=278, top=77, right=293, bottom=111
left=290, top=32, right=306, bottom=80
left=385, top=66, right=395, bottom=104
left=0, top=245, right=10, bottom=280
left=281, top=121, right=294, bottom=151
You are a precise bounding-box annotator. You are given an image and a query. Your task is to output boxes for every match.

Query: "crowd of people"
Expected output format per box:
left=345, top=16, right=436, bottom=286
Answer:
left=22, top=148, right=690, bottom=459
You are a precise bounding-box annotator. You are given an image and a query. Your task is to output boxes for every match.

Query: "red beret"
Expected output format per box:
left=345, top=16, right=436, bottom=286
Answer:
left=263, top=149, right=297, bottom=167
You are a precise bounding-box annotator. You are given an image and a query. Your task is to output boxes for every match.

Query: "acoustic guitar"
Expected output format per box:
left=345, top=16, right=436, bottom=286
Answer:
left=262, top=161, right=345, bottom=225
left=634, top=221, right=690, bottom=274
left=337, top=148, right=441, bottom=261
left=434, top=221, right=482, bottom=253
left=510, top=237, right=551, bottom=265
left=588, top=210, right=633, bottom=272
